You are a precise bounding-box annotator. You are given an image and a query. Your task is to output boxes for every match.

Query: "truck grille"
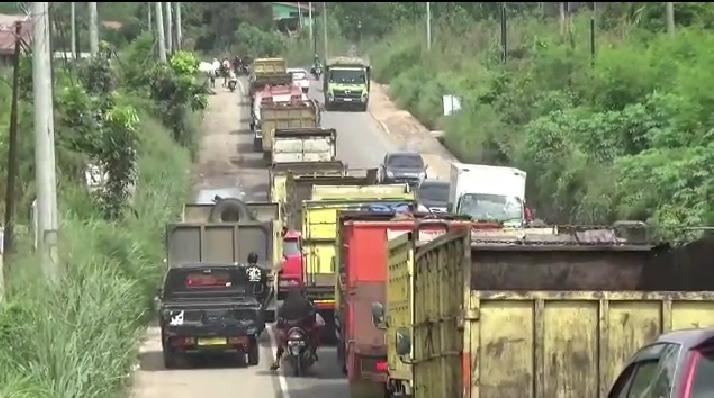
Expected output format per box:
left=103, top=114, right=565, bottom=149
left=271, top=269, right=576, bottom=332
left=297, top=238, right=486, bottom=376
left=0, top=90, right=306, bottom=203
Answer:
left=333, top=89, right=363, bottom=100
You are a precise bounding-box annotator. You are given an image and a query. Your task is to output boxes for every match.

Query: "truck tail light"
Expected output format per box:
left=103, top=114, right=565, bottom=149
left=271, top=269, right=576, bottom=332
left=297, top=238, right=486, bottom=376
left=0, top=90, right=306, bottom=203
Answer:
left=375, top=360, right=388, bottom=373
left=171, top=336, right=195, bottom=346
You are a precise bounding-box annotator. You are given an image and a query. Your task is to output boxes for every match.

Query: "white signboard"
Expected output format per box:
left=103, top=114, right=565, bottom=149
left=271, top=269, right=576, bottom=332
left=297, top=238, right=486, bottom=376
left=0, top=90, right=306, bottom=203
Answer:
left=443, top=94, right=462, bottom=116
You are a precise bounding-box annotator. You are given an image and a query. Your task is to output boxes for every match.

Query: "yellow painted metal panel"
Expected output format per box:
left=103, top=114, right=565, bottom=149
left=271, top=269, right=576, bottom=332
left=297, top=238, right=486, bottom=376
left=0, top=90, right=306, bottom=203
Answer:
left=478, top=301, right=534, bottom=398
left=311, top=184, right=413, bottom=201
left=466, top=293, right=714, bottom=398
left=386, top=232, right=413, bottom=383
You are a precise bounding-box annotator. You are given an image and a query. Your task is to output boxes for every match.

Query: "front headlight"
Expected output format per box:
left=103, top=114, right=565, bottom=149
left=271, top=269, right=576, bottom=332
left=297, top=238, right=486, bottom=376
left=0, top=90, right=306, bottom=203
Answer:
left=327, top=92, right=334, bottom=99
left=418, top=172, right=426, bottom=180
left=386, top=171, right=394, bottom=179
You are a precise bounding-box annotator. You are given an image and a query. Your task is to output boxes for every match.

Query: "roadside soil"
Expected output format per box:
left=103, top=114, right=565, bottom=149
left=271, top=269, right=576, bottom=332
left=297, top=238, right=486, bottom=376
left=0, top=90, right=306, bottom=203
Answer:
left=368, top=82, right=458, bottom=180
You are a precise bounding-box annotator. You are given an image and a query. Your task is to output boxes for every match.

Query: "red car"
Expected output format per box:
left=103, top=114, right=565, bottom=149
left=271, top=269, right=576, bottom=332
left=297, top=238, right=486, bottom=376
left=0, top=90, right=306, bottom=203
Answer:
left=278, top=229, right=303, bottom=299
left=608, top=327, right=714, bottom=398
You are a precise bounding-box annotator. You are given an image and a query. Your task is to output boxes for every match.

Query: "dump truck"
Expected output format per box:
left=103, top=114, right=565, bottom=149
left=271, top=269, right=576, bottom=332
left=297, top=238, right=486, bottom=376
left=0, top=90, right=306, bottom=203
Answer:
left=334, top=212, right=472, bottom=398
left=301, top=184, right=416, bottom=342
left=166, top=198, right=283, bottom=322
left=375, top=228, right=714, bottom=398
left=249, top=57, right=292, bottom=95
left=269, top=163, right=379, bottom=230
left=324, top=56, right=371, bottom=111
left=251, top=84, right=305, bottom=151
left=272, top=127, right=337, bottom=164
left=261, top=100, right=321, bottom=164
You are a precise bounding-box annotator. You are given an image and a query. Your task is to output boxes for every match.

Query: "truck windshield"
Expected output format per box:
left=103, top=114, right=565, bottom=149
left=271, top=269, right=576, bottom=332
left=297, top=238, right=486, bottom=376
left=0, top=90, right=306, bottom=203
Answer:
left=418, top=183, right=449, bottom=202
left=283, top=239, right=300, bottom=256
left=459, top=193, right=523, bottom=223
left=328, top=69, right=365, bottom=84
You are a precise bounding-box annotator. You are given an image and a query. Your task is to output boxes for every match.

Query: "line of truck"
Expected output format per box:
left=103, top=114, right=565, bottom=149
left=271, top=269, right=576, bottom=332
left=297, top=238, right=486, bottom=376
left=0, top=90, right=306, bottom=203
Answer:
left=158, top=54, right=714, bottom=395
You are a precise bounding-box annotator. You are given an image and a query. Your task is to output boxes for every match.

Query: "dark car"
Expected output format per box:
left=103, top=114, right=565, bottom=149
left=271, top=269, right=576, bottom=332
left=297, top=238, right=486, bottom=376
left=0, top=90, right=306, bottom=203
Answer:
left=158, top=264, right=265, bottom=368
left=416, top=180, right=450, bottom=213
left=608, top=327, right=714, bottom=398
left=379, top=152, right=427, bottom=188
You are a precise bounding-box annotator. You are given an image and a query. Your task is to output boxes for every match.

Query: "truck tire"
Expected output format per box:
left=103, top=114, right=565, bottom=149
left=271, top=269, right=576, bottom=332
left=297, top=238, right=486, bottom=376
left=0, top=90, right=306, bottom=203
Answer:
left=247, top=336, right=259, bottom=365
left=163, top=347, right=178, bottom=369
left=209, top=198, right=252, bottom=222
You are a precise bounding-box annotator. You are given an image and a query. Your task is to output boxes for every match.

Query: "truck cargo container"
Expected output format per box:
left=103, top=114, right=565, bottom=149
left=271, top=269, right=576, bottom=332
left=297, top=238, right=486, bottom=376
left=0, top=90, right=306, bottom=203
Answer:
left=270, top=165, right=378, bottom=230
left=301, top=184, right=415, bottom=342
left=261, top=101, right=320, bottom=163
left=272, top=127, right=337, bottom=164
left=378, top=230, right=714, bottom=398
left=251, top=84, right=304, bottom=151
left=334, top=212, right=471, bottom=398
left=249, top=57, right=292, bottom=95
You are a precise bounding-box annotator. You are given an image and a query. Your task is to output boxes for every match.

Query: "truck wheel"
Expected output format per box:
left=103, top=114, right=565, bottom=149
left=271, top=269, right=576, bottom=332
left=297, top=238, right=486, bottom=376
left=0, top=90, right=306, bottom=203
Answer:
left=253, top=137, right=262, bottom=152
left=247, top=337, right=259, bottom=365
left=163, top=347, right=178, bottom=369
left=361, top=102, right=368, bottom=112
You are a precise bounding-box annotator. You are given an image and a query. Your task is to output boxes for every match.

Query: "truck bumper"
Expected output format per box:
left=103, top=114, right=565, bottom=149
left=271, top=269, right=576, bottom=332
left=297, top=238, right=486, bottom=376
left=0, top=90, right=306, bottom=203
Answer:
left=349, top=379, right=388, bottom=398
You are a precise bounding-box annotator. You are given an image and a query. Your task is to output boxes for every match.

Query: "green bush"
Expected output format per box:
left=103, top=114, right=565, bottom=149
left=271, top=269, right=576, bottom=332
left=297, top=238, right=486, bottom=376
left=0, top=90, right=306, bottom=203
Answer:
left=0, top=34, right=197, bottom=396
left=366, top=12, right=713, bottom=241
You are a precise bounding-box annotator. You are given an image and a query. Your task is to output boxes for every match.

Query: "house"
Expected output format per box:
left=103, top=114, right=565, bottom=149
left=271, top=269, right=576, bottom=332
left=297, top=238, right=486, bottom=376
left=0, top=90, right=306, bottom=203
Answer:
left=271, top=2, right=318, bottom=33
left=0, top=13, right=32, bottom=65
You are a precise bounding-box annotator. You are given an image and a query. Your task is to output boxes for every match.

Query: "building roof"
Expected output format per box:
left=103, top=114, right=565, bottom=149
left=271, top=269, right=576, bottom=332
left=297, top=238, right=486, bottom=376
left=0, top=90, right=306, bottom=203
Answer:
left=272, top=2, right=317, bottom=12
left=0, top=13, right=32, bottom=56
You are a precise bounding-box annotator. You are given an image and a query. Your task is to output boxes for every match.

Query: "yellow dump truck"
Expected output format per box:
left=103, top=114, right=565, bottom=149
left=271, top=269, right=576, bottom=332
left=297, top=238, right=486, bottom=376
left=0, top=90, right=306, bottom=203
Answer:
left=301, top=183, right=416, bottom=341
left=260, top=101, right=320, bottom=164
left=249, top=57, right=292, bottom=94
left=269, top=163, right=379, bottom=230
left=379, top=229, right=714, bottom=398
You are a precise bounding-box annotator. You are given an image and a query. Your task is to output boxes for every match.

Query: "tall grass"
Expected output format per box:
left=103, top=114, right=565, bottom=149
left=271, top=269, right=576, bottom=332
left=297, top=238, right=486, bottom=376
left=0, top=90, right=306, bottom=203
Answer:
left=0, top=106, right=192, bottom=397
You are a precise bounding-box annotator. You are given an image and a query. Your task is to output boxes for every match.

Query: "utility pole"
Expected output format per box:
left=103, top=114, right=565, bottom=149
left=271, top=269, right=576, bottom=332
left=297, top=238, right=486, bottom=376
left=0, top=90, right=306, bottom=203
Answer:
left=666, top=2, right=675, bottom=37
left=500, top=2, right=507, bottom=63
left=426, top=2, right=431, bottom=50
left=297, top=2, right=302, bottom=30
left=175, top=2, right=182, bottom=49
left=155, top=2, right=166, bottom=62
left=322, top=2, right=328, bottom=60
left=89, top=2, right=98, bottom=55
left=590, top=2, right=596, bottom=65
left=308, top=2, right=313, bottom=43
left=165, top=2, right=173, bottom=54
left=70, top=2, right=76, bottom=59
left=32, top=2, right=60, bottom=282
left=147, top=3, right=152, bottom=33
left=3, top=21, right=22, bottom=262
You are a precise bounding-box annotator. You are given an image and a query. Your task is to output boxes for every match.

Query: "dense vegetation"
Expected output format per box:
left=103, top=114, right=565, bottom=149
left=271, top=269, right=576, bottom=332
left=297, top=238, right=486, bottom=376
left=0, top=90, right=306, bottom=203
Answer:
left=331, top=2, right=713, bottom=241
left=0, top=27, right=206, bottom=396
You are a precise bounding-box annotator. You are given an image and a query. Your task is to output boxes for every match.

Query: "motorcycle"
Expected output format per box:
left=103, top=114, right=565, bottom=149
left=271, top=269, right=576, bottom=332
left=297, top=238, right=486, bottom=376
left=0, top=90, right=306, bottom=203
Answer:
left=286, top=325, right=316, bottom=377
left=227, top=72, right=238, bottom=92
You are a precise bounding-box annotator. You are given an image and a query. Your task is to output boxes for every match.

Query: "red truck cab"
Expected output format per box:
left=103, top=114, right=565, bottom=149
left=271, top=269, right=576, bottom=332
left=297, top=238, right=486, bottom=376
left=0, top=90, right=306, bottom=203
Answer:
left=335, top=212, right=471, bottom=397
left=278, top=229, right=303, bottom=299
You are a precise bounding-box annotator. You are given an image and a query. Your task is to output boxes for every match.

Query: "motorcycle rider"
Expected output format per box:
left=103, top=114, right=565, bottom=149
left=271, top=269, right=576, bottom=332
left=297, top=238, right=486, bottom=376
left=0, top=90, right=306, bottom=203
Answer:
left=270, top=287, right=325, bottom=370
left=244, top=252, right=267, bottom=302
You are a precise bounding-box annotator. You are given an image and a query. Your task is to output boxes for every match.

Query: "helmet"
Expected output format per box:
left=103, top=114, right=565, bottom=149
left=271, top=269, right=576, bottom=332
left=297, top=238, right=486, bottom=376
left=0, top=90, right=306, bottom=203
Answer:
left=247, top=252, right=258, bottom=264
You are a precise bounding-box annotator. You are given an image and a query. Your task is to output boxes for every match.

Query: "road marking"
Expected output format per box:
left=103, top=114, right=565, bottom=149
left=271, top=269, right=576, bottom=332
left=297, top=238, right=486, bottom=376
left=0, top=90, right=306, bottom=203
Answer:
left=267, top=325, right=291, bottom=398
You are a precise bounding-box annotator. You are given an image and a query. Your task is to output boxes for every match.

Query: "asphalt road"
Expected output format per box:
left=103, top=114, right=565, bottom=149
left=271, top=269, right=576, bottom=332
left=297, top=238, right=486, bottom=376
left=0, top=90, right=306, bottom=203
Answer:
left=131, top=76, right=400, bottom=397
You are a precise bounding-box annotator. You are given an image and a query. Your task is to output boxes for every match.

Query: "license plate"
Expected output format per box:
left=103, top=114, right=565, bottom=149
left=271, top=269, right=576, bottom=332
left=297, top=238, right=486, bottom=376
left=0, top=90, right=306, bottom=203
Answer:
left=343, top=98, right=352, bottom=102
left=198, top=337, right=227, bottom=346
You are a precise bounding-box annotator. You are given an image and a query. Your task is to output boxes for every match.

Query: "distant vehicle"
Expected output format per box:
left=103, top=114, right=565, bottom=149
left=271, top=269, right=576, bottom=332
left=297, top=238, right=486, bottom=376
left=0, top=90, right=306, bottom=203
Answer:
left=379, top=152, right=427, bottom=188
left=157, top=264, right=264, bottom=369
left=287, top=67, right=311, bottom=93
left=324, top=56, right=371, bottom=111
left=416, top=180, right=450, bottom=213
left=608, top=327, right=714, bottom=398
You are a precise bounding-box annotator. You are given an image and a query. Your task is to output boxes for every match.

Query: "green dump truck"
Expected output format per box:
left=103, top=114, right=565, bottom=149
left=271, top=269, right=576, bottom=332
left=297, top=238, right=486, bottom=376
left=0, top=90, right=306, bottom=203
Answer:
left=324, top=56, right=371, bottom=111
left=376, top=229, right=714, bottom=398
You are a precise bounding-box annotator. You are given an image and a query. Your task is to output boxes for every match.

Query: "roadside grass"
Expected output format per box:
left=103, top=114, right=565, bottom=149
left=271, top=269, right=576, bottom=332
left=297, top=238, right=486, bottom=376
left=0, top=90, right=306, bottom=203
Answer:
left=366, top=14, right=714, bottom=236
left=0, top=108, right=192, bottom=397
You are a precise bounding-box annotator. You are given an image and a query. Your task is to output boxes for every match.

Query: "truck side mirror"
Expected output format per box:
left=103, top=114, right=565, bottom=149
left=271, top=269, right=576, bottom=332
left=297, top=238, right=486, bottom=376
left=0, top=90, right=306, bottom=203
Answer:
left=396, top=327, right=411, bottom=357
left=371, top=301, right=386, bottom=328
